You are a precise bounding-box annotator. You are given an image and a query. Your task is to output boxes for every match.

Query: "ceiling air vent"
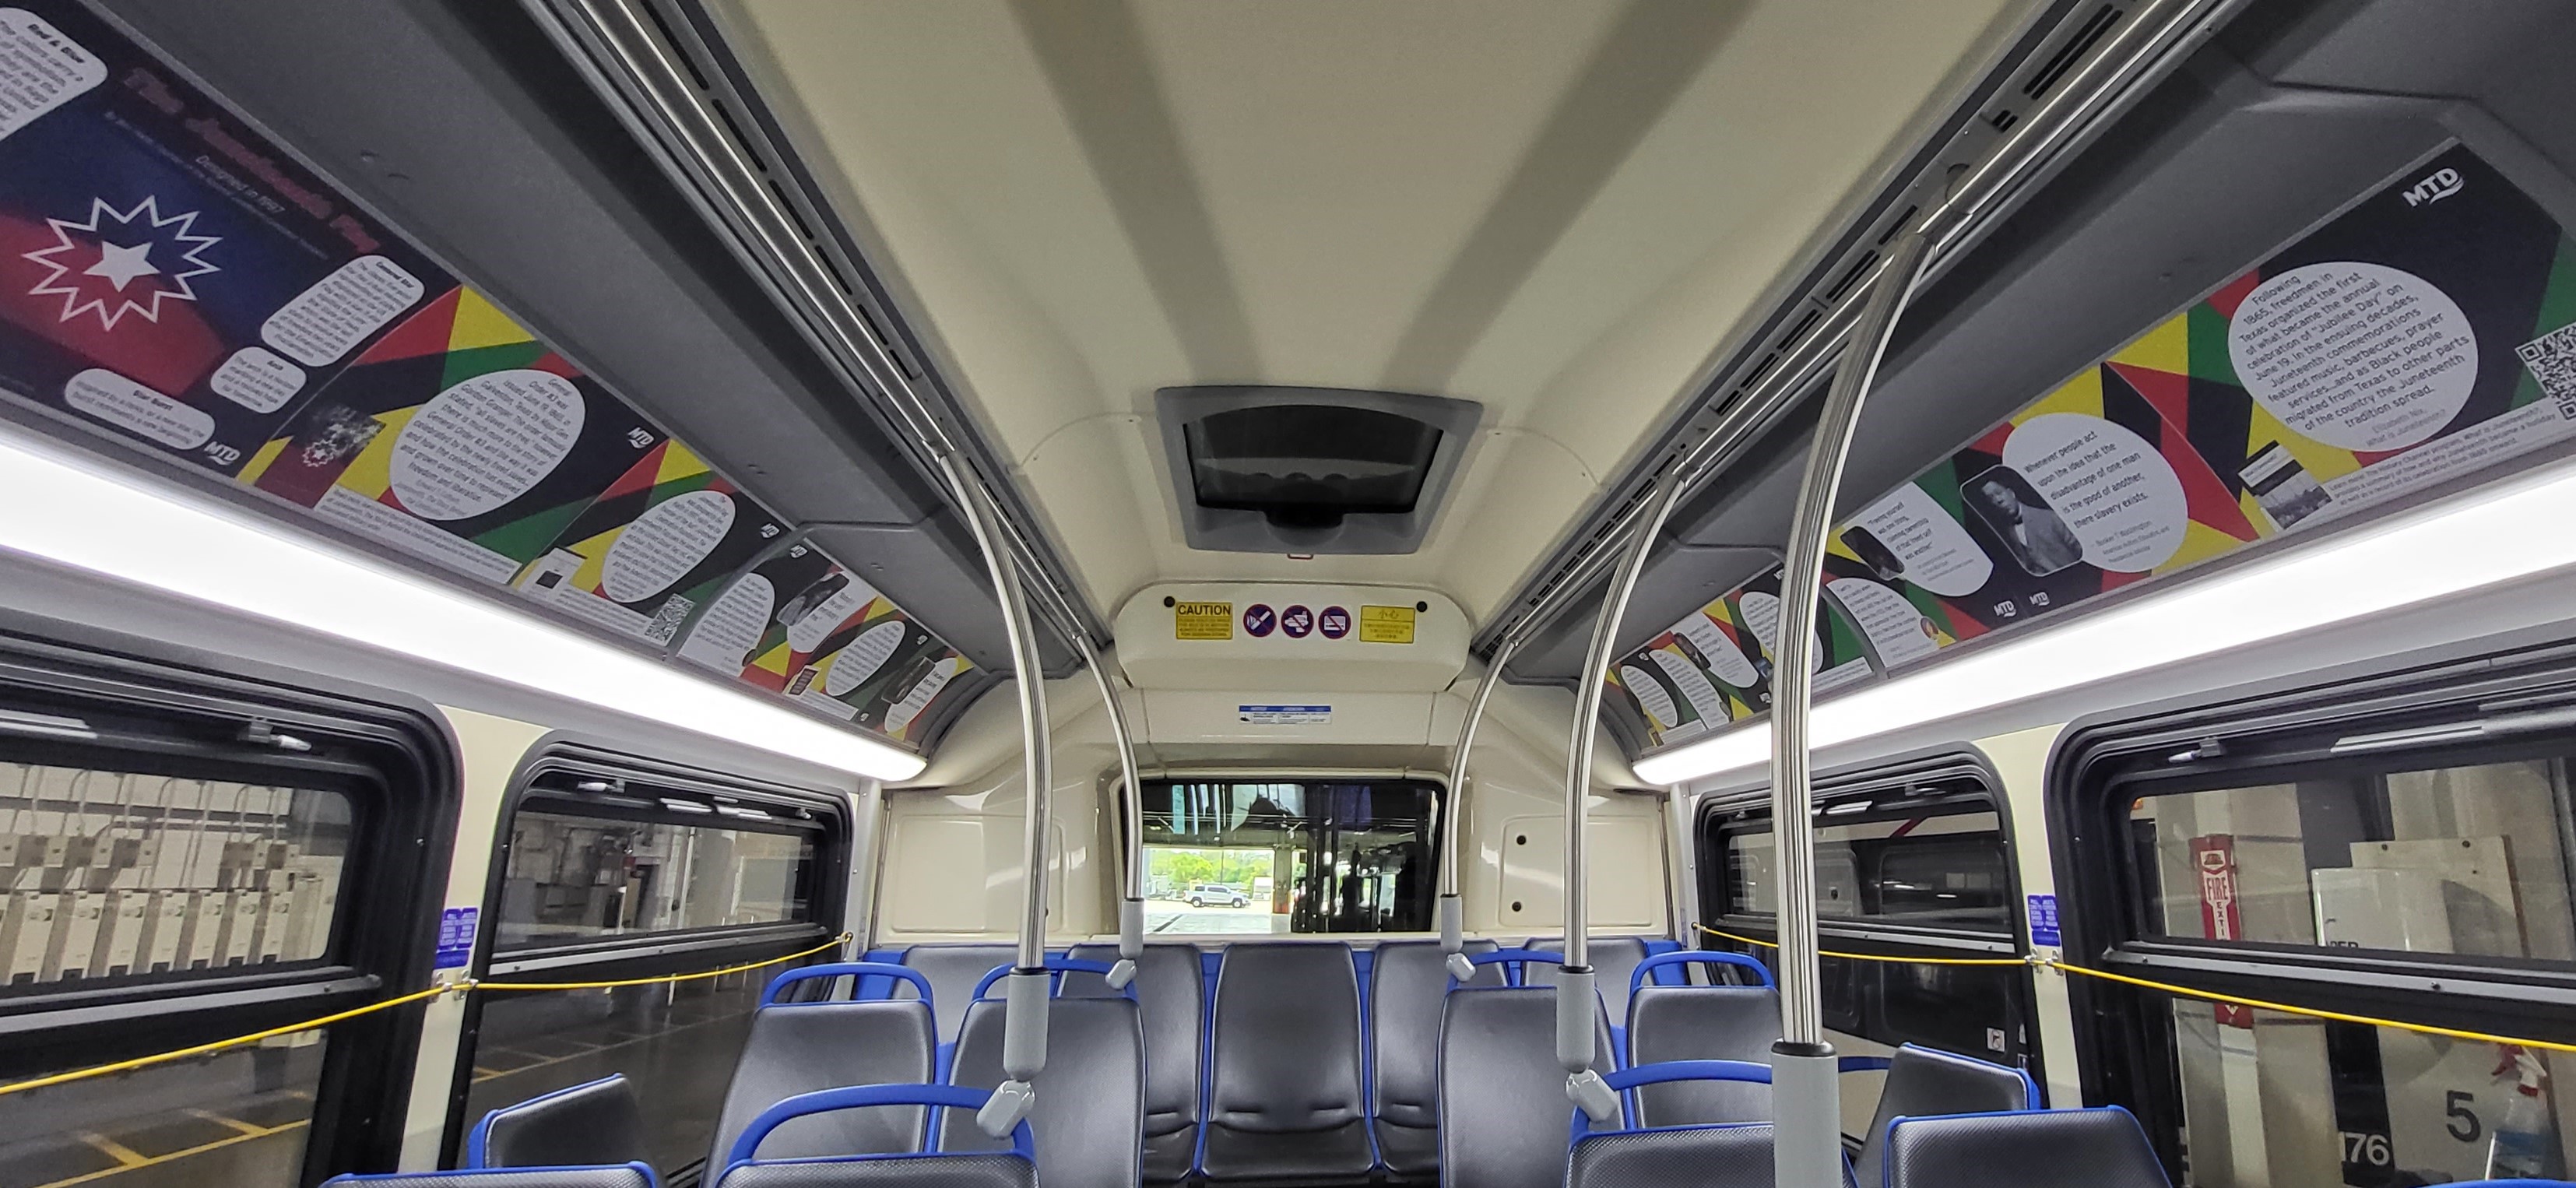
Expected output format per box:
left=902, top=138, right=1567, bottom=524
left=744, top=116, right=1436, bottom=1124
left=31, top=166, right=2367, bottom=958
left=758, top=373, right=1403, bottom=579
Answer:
left=1158, top=386, right=1481, bottom=554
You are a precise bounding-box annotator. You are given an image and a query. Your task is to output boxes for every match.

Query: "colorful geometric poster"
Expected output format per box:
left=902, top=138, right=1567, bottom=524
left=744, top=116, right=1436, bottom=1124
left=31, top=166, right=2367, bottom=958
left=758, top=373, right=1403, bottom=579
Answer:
left=511, top=441, right=787, bottom=645
left=241, top=288, right=667, bottom=585
left=674, top=540, right=842, bottom=677
left=0, top=3, right=439, bottom=473
left=1616, top=564, right=1870, bottom=747
left=782, top=596, right=972, bottom=743
left=1612, top=142, right=2576, bottom=746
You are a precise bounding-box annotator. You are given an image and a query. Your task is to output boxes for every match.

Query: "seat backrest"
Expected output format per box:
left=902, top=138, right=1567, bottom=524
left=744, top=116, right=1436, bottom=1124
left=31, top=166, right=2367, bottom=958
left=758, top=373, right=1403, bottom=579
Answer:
left=1568, top=1123, right=1805, bottom=1188
left=323, top=1170, right=655, bottom=1188
left=1624, top=986, right=1780, bottom=1126
left=942, top=997, right=1146, bottom=1188
left=1207, top=943, right=1364, bottom=1133
left=1438, top=987, right=1612, bottom=1188
left=704, top=1000, right=937, bottom=1172
left=718, top=1155, right=1035, bottom=1188
left=901, top=944, right=1018, bottom=1045
left=470, top=1074, right=647, bottom=1170
left=1854, top=1046, right=2038, bottom=1183
left=1067, top=942, right=1206, bottom=1135
left=1369, top=940, right=1499, bottom=1129
left=1884, top=1108, right=2167, bottom=1188
left=1527, top=936, right=1651, bottom=1020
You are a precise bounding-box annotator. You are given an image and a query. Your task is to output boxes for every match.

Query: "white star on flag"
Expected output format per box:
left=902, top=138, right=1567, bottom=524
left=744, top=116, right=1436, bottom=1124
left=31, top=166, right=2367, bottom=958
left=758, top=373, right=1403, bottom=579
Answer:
left=23, top=196, right=220, bottom=329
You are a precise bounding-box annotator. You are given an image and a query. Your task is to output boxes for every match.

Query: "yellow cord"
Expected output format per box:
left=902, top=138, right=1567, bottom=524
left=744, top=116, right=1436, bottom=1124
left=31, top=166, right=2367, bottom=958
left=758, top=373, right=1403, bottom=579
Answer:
left=0, top=932, right=852, bottom=1098
left=1694, top=922, right=2576, bottom=1056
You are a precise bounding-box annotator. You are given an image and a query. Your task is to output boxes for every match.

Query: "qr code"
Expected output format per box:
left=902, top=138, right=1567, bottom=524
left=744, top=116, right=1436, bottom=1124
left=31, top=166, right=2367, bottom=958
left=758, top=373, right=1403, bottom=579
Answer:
left=645, top=594, right=695, bottom=643
left=2514, top=322, right=2576, bottom=418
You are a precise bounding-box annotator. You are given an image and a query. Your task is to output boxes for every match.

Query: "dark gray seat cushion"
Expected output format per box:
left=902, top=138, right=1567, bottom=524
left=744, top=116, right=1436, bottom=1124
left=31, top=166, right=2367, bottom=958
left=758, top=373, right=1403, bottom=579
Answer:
left=1569, top=1123, right=1853, bottom=1188
left=1854, top=1045, right=2037, bottom=1184
left=1202, top=943, right=1374, bottom=1183
left=942, top=997, right=1146, bottom=1188
left=476, top=1074, right=647, bottom=1170
left=1067, top=940, right=1206, bottom=1158
left=1369, top=940, right=1499, bottom=1177
left=898, top=944, right=1017, bottom=1046
left=1438, top=987, right=1612, bottom=1188
left=705, top=1000, right=936, bottom=1172
left=1625, top=986, right=1780, bottom=1126
left=716, top=1153, right=1036, bottom=1188
left=1883, top=1109, right=2166, bottom=1188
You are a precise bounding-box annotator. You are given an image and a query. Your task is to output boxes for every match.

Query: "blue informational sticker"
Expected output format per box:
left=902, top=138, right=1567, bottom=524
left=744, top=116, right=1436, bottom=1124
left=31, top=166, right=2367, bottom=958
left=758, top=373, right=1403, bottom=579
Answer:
left=2026, top=894, right=2061, bottom=947
left=1239, top=705, right=1330, bottom=724
left=434, top=905, right=479, bottom=970
left=1281, top=605, right=1313, bottom=638
left=1243, top=604, right=1276, bottom=637
left=1318, top=606, right=1351, bottom=639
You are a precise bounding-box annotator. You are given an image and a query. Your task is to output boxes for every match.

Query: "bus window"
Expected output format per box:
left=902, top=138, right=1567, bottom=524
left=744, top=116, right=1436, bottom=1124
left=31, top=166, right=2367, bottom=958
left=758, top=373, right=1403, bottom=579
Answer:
left=2128, top=760, right=2575, bottom=964
left=496, top=809, right=818, bottom=949
left=0, top=645, right=446, bottom=1186
left=1139, top=779, right=1439, bottom=935
left=458, top=757, right=843, bottom=1175
left=2075, top=683, right=2576, bottom=1188
left=1701, top=764, right=2036, bottom=1097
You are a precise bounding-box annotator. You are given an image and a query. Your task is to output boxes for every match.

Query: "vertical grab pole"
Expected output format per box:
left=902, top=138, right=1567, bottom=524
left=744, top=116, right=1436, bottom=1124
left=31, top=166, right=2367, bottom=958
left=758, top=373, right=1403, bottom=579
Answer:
left=1439, top=634, right=1524, bottom=981
left=1768, top=228, right=1928, bottom=1188
left=1071, top=628, right=1147, bottom=989
left=1559, top=472, right=1692, bottom=1123
left=940, top=452, right=1053, bottom=1137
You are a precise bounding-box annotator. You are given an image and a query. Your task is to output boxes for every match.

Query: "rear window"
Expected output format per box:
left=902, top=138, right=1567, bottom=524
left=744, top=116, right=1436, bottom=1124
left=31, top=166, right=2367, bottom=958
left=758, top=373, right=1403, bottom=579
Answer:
left=1140, top=779, right=1439, bottom=934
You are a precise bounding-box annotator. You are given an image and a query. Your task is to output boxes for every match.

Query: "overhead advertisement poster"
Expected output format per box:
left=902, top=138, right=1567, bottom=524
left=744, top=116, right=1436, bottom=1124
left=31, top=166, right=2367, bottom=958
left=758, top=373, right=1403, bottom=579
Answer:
left=0, top=2, right=977, bottom=750
left=676, top=543, right=978, bottom=742
left=1614, top=143, right=2576, bottom=749
left=508, top=439, right=786, bottom=645
left=0, top=4, right=437, bottom=473
left=1613, top=564, right=1871, bottom=747
left=243, top=288, right=669, bottom=586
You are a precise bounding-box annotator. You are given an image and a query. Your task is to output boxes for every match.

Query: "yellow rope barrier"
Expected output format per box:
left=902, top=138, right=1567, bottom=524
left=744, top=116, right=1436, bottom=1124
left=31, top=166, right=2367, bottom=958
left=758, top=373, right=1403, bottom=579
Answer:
left=1694, top=922, right=2576, bottom=1055
left=0, top=932, right=852, bottom=1098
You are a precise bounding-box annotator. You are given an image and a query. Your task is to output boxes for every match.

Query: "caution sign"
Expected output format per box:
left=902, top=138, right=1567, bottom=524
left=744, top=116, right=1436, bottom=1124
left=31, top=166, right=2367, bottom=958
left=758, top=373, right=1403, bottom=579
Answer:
left=1358, top=604, right=1416, bottom=644
left=1175, top=601, right=1233, bottom=640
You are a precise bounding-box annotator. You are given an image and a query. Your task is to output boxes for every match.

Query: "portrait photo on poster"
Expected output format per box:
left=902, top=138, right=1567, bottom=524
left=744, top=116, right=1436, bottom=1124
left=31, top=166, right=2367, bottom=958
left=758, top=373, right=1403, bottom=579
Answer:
left=1959, top=465, right=2084, bottom=576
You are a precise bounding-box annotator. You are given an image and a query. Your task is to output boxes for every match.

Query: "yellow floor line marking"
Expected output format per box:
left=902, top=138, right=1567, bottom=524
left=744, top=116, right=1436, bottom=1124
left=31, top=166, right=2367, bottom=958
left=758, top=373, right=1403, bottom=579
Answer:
left=184, top=1109, right=265, bottom=1137
left=75, top=1134, right=147, bottom=1166
left=37, top=1120, right=305, bottom=1188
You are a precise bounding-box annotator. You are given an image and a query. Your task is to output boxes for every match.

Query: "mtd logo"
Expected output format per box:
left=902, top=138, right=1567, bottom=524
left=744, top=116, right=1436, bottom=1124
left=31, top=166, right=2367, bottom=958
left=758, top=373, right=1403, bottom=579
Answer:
left=2401, top=166, right=2462, bottom=207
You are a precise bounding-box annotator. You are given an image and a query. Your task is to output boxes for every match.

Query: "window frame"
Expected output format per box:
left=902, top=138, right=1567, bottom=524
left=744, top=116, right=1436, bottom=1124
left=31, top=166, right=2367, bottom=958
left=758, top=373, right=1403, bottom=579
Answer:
left=441, top=740, right=851, bottom=1165
left=1694, top=750, right=2043, bottom=1070
left=0, top=611, right=456, bottom=1180
left=2051, top=638, right=2576, bottom=1178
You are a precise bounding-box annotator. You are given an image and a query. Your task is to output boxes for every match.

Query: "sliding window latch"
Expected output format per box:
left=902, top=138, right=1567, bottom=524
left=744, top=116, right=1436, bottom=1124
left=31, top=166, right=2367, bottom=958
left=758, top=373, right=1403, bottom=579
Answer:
left=239, top=719, right=313, bottom=753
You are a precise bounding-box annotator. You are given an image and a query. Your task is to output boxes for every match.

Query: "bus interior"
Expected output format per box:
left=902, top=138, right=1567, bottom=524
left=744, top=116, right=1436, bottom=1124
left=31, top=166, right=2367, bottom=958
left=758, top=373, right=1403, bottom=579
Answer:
left=0, top=2, right=2573, bottom=1187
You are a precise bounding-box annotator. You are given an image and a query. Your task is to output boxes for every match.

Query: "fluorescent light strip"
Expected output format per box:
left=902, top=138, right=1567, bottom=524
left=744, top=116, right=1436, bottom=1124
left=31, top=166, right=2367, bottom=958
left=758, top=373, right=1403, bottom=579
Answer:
left=0, top=429, right=926, bottom=782
left=1632, top=455, right=2576, bottom=787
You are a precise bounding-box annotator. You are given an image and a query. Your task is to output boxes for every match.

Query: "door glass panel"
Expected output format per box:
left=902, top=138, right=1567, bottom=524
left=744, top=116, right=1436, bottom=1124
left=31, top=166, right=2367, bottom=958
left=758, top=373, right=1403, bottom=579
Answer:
left=2163, top=1009, right=2571, bottom=1186
left=2128, top=757, right=2576, bottom=963
left=0, top=1031, right=325, bottom=1186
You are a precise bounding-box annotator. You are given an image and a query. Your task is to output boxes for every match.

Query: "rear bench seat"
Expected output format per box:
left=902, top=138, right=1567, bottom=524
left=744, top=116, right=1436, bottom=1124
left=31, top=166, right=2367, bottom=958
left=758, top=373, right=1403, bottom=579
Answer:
left=879, top=937, right=1647, bottom=1184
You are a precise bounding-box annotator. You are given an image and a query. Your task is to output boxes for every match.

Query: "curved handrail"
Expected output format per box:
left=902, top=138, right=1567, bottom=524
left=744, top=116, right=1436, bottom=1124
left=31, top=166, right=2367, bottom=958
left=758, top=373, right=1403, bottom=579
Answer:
left=1630, top=951, right=1776, bottom=993
left=761, top=961, right=934, bottom=1008
left=727, top=1083, right=1035, bottom=1169
left=1570, top=1060, right=1775, bottom=1141
left=972, top=957, right=1126, bottom=1001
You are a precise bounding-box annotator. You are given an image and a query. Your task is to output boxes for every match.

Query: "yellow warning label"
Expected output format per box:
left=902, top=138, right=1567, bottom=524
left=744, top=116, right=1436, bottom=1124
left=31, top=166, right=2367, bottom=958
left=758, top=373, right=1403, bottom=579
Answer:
left=1358, top=604, right=1416, bottom=644
left=1175, top=602, right=1233, bottom=641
